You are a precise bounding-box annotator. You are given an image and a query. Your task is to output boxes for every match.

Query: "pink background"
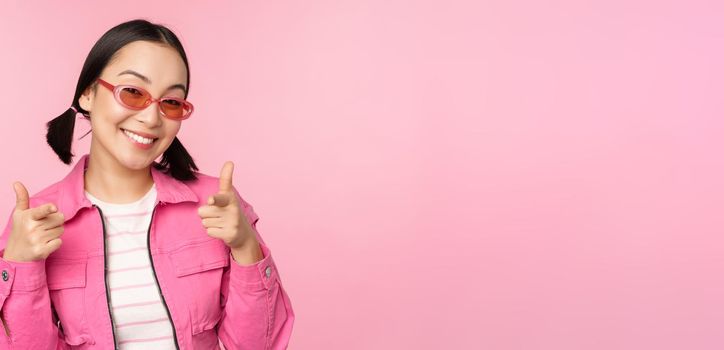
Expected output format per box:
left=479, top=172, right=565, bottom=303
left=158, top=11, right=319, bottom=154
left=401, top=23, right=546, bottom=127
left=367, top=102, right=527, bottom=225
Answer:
left=1, top=1, right=723, bottom=349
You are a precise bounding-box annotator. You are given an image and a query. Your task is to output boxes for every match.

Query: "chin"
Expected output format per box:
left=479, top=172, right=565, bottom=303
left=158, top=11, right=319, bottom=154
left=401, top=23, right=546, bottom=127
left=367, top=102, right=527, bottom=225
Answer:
left=116, top=151, right=157, bottom=170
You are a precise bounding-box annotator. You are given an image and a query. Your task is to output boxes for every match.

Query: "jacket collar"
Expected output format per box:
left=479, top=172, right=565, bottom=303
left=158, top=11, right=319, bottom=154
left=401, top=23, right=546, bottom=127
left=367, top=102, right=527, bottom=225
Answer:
left=58, top=153, right=198, bottom=221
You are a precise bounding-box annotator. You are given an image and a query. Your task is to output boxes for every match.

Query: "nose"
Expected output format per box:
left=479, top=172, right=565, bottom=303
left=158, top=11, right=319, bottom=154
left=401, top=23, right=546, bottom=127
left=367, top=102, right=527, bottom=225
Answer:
left=134, top=99, right=163, bottom=127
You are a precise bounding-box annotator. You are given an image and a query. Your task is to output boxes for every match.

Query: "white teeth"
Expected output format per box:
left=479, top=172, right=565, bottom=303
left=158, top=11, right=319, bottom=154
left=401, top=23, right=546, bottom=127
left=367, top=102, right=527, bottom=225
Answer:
left=123, top=129, right=155, bottom=144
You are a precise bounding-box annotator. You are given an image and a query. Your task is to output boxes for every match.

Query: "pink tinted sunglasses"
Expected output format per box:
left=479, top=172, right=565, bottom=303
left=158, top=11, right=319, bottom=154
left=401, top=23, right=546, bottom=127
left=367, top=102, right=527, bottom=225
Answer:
left=96, top=78, right=194, bottom=120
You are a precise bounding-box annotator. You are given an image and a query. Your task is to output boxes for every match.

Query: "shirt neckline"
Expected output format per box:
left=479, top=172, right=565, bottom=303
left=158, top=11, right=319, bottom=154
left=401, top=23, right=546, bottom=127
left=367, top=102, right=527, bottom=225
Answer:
left=85, top=183, right=156, bottom=207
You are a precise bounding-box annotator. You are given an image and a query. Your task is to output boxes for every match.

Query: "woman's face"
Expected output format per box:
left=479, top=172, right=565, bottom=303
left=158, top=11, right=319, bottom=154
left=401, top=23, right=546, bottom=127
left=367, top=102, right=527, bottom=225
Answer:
left=79, top=40, right=189, bottom=170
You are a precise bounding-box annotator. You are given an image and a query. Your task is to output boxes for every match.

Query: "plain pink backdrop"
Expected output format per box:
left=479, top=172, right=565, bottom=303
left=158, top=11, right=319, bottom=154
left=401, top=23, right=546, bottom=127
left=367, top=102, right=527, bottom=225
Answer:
left=1, top=1, right=723, bottom=349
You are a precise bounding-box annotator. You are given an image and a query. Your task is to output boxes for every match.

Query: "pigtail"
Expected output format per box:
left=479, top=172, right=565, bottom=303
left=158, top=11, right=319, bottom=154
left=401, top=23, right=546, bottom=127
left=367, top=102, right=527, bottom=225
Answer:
left=46, top=106, right=86, bottom=165
left=153, top=136, right=199, bottom=181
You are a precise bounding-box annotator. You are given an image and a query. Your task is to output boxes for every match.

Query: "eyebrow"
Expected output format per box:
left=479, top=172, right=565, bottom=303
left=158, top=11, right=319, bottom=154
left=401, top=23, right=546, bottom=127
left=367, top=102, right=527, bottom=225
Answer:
left=117, top=69, right=187, bottom=95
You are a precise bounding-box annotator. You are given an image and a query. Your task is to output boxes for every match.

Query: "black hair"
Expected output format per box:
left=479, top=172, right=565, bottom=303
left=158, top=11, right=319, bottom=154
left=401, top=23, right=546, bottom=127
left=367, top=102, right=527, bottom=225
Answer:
left=46, top=18, right=199, bottom=181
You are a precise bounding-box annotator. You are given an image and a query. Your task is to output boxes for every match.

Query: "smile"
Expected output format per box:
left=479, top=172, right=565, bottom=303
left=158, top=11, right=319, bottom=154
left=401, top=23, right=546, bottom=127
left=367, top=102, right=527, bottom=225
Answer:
left=121, top=129, right=158, bottom=145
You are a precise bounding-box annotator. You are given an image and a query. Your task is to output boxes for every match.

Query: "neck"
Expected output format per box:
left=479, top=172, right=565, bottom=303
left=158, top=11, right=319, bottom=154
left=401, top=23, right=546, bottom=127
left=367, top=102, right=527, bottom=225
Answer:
left=84, top=149, right=155, bottom=204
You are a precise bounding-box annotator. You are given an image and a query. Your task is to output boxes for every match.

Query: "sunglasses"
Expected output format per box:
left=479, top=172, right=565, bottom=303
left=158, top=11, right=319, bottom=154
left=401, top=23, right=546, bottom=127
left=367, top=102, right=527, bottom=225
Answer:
left=96, top=78, right=194, bottom=120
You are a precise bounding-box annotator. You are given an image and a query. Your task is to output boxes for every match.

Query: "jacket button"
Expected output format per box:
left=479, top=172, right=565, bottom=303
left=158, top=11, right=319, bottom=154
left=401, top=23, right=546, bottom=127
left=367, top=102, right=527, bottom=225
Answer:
left=264, top=266, right=272, bottom=278
left=1, top=270, right=8, bottom=281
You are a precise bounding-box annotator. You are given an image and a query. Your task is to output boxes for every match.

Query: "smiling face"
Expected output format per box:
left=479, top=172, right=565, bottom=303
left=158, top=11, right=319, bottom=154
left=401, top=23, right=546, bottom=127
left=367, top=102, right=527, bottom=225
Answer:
left=79, top=40, right=189, bottom=170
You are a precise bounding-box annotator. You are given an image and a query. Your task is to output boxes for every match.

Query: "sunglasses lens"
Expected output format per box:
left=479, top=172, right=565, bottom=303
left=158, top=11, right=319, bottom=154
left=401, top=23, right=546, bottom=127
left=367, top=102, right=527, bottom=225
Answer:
left=160, top=99, right=192, bottom=120
left=118, top=87, right=149, bottom=108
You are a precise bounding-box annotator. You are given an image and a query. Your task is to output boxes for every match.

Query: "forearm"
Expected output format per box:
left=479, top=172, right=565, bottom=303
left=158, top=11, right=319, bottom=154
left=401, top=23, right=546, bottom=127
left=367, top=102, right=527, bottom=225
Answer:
left=0, top=257, right=59, bottom=348
left=219, top=243, right=295, bottom=349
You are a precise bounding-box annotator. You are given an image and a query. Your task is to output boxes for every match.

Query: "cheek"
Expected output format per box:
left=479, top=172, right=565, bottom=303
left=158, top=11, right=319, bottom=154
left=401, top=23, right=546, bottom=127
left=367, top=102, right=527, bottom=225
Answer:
left=97, top=97, right=127, bottom=117
left=164, top=122, right=182, bottom=138
left=91, top=99, right=128, bottom=123
left=89, top=112, right=126, bottom=131
left=153, top=124, right=181, bottom=152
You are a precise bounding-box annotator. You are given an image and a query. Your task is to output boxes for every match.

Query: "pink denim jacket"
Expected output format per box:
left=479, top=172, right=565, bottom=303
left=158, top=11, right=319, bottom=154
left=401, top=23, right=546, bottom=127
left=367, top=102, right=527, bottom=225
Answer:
left=0, top=154, right=294, bottom=349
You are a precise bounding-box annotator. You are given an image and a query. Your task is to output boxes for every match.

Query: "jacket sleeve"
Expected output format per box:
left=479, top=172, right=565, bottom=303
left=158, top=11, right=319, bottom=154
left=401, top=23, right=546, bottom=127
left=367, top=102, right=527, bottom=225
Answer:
left=0, top=206, right=63, bottom=349
left=216, top=190, right=295, bottom=350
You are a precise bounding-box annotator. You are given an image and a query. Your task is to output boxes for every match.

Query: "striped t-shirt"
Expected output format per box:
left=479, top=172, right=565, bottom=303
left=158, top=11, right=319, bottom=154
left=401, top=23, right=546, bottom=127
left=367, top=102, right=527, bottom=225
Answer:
left=85, top=183, right=176, bottom=349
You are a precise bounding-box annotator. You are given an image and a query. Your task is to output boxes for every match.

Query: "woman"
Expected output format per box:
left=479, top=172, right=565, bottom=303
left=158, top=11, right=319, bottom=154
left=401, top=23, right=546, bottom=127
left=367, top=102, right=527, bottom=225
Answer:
left=0, top=19, right=294, bottom=349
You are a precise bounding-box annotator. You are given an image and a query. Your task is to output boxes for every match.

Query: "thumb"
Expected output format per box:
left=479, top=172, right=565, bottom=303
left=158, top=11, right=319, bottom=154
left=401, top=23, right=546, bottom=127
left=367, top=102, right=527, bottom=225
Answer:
left=218, top=161, right=234, bottom=193
left=13, top=181, right=29, bottom=212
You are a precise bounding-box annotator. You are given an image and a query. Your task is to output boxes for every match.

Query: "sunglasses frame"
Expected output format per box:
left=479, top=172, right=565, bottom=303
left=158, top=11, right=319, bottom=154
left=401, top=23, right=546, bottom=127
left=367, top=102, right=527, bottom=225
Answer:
left=95, top=78, right=194, bottom=120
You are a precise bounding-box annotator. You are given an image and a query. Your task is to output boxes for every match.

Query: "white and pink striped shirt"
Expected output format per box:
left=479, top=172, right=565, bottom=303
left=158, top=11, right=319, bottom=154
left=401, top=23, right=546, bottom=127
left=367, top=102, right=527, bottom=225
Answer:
left=85, top=183, right=176, bottom=349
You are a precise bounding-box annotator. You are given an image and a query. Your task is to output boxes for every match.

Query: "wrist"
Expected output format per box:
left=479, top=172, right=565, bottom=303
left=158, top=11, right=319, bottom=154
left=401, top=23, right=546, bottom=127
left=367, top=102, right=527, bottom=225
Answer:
left=230, top=238, right=263, bottom=265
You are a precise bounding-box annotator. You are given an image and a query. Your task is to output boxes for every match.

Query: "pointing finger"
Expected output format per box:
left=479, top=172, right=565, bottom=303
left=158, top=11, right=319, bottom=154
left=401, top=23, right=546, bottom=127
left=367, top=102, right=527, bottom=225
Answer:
left=208, top=193, right=232, bottom=208
left=197, top=204, right=223, bottom=218
left=30, top=203, right=57, bottom=221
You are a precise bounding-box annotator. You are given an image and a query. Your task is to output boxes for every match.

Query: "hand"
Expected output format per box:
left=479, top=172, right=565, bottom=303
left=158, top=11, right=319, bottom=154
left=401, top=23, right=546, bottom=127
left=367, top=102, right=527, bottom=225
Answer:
left=2, top=182, right=64, bottom=262
left=197, top=161, right=256, bottom=250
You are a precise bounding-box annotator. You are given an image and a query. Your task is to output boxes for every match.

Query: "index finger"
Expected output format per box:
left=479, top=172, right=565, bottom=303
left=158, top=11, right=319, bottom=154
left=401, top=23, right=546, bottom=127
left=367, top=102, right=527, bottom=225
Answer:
left=30, top=203, right=57, bottom=221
